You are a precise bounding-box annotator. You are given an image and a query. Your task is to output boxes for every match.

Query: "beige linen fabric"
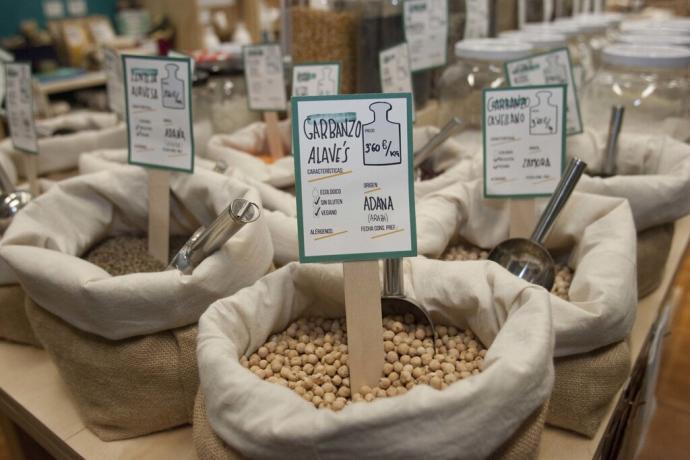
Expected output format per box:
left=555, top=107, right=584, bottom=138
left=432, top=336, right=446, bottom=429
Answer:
left=0, top=111, right=126, bottom=176
left=0, top=285, right=39, bottom=346
left=416, top=181, right=637, bottom=357
left=197, top=260, right=554, bottom=460
left=0, top=167, right=273, bottom=339
left=637, top=223, right=675, bottom=299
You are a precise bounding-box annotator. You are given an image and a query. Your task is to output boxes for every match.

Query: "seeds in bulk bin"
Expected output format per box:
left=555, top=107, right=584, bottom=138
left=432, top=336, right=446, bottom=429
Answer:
left=83, top=235, right=190, bottom=276
left=442, top=243, right=574, bottom=300
left=241, top=315, right=487, bottom=411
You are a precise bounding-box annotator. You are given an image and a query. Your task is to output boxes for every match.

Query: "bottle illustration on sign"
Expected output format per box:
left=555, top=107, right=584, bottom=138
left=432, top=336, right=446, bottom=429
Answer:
left=161, top=63, right=185, bottom=110
left=362, top=102, right=402, bottom=166
left=317, top=67, right=335, bottom=95
left=543, top=55, right=568, bottom=85
left=529, top=91, right=559, bottom=135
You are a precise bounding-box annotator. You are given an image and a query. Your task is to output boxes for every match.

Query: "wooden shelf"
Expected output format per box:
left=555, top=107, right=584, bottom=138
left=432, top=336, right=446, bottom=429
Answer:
left=1, top=216, right=688, bottom=459
left=37, top=72, right=107, bottom=96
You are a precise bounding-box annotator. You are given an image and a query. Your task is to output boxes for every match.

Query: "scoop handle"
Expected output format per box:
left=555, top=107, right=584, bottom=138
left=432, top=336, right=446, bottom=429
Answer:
left=0, top=163, right=15, bottom=195
left=530, top=157, right=587, bottom=244
left=602, top=105, right=625, bottom=176
left=383, top=258, right=404, bottom=298
left=413, top=117, right=463, bottom=168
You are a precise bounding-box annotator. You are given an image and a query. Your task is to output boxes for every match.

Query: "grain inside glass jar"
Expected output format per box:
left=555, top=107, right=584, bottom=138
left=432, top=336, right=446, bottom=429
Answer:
left=242, top=315, right=487, bottom=411
left=442, top=243, right=574, bottom=300
left=83, top=235, right=189, bottom=276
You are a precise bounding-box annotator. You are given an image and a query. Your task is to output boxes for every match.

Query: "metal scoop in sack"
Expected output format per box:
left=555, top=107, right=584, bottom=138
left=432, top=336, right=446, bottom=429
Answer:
left=168, top=198, right=260, bottom=274
left=488, top=158, right=587, bottom=290
left=0, top=162, right=33, bottom=231
left=599, top=105, right=625, bottom=177
left=382, top=258, right=438, bottom=353
left=414, top=117, right=463, bottom=181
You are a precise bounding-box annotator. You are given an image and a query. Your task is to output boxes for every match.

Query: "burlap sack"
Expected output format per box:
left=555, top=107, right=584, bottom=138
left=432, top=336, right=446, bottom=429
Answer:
left=548, top=341, right=631, bottom=437
left=0, top=285, right=39, bottom=346
left=197, top=261, right=554, bottom=459
left=0, top=111, right=126, bottom=176
left=568, top=131, right=690, bottom=231
left=193, top=390, right=548, bottom=460
left=0, top=168, right=273, bottom=339
left=416, top=181, right=637, bottom=437
left=637, top=223, right=675, bottom=299
left=25, top=298, right=198, bottom=441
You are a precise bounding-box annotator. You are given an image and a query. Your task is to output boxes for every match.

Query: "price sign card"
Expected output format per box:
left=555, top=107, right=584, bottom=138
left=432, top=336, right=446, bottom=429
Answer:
left=505, top=48, right=583, bottom=135
left=122, top=55, right=195, bottom=172
left=483, top=85, right=567, bottom=198
left=464, top=0, right=489, bottom=38
left=292, top=94, right=416, bottom=263
left=103, top=47, right=124, bottom=118
left=403, top=0, right=448, bottom=71
left=379, top=43, right=415, bottom=115
left=5, top=63, right=38, bottom=154
left=244, top=44, right=287, bottom=111
left=292, top=63, right=340, bottom=97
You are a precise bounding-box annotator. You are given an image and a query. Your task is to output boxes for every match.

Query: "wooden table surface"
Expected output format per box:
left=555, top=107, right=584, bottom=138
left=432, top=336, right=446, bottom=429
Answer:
left=1, top=215, right=689, bottom=460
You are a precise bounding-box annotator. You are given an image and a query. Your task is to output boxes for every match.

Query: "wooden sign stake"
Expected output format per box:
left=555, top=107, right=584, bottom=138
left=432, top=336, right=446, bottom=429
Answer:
left=24, top=156, right=40, bottom=197
left=264, top=112, right=284, bottom=160
left=343, top=260, right=385, bottom=393
left=509, top=199, right=536, bottom=239
left=148, top=169, right=171, bottom=264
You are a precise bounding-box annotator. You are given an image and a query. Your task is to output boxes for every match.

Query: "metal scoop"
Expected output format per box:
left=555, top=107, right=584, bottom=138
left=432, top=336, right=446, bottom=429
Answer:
left=488, top=158, right=587, bottom=290
left=0, top=162, right=33, bottom=231
left=168, top=198, right=260, bottom=274
left=414, top=117, right=463, bottom=181
left=382, top=258, right=438, bottom=352
left=600, top=105, right=625, bottom=177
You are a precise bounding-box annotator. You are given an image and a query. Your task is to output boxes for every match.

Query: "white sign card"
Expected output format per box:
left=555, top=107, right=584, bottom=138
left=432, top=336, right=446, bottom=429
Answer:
left=244, top=44, right=288, bottom=111
left=5, top=63, right=38, bottom=154
left=403, top=0, right=449, bottom=71
left=379, top=43, right=415, bottom=115
left=505, top=48, right=583, bottom=135
left=483, top=85, right=567, bottom=198
left=67, top=0, right=87, bottom=16
left=122, top=55, right=195, bottom=172
left=464, top=0, right=490, bottom=39
left=291, top=63, right=340, bottom=97
left=292, top=94, right=417, bottom=263
left=103, top=47, right=124, bottom=118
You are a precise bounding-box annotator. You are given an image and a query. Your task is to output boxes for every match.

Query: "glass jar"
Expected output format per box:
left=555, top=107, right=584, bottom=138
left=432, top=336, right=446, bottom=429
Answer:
left=568, top=20, right=610, bottom=69
left=286, top=0, right=361, bottom=94
left=209, top=76, right=261, bottom=135
left=581, top=44, right=690, bottom=142
left=437, top=39, right=533, bottom=129
left=619, top=19, right=690, bottom=36
left=192, top=69, right=212, bottom=126
left=523, top=22, right=593, bottom=88
left=498, top=31, right=568, bottom=53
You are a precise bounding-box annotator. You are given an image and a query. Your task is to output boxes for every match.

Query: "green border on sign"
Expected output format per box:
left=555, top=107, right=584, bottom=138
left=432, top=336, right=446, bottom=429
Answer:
left=291, top=61, right=341, bottom=98
left=121, top=54, right=195, bottom=174
left=403, top=0, right=450, bottom=72
left=291, top=92, right=417, bottom=264
left=503, top=47, right=584, bottom=136
left=5, top=62, right=39, bottom=155
left=482, top=84, right=568, bottom=199
left=243, top=43, right=288, bottom=112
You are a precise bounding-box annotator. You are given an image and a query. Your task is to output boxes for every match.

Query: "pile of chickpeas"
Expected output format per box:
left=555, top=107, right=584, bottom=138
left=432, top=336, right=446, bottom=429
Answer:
left=442, top=243, right=574, bottom=300
left=241, top=314, right=486, bottom=411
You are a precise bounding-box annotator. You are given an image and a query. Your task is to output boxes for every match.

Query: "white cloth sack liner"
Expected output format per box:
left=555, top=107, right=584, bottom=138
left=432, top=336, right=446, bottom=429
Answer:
left=568, top=130, right=690, bottom=231
left=198, top=260, right=554, bottom=460
left=0, top=111, right=126, bottom=176
left=78, top=149, right=298, bottom=266
left=0, top=168, right=273, bottom=340
left=416, top=180, right=637, bottom=357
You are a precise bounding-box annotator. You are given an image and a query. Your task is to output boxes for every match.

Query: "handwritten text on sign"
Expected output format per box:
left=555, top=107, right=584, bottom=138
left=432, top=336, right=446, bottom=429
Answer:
left=483, top=85, right=567, bottom=198
left=122, top=55, right=194, bottom=172
left=404, top=0, right=448, bottom=71
left=244, top=44, right=287, bottom=111
left=505, top=48, right=583, bottom=135
left=379, top=43, right=415, bottom=115
left=292, top=63, right=340, bottom=97
left=292, top=95, right=416, bottom=263
left=5, top=63, right=38, bottom=154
